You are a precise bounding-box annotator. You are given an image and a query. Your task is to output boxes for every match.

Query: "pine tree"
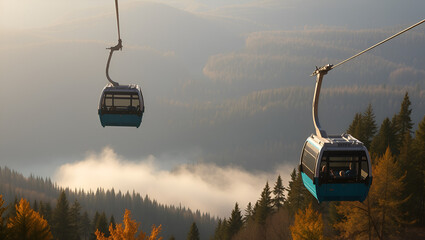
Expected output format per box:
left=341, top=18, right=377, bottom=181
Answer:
left=347, top=113, right=362, bottom=137
left=244, top=202, right=253, bottom=223
left=69, top=199, right=82, bottom=240
left=212, top=219, right=227, bottom=240
left=290, top=203, right=323, bottom=240
left=81, top=211, right=91, bottom=240
left=286, top=169, right=312, bottom=215
left=52, top=190, right=71, bottom=240
left=7, top=198, right=53, bottom=240
left=370, top=118, right=397, bottom=157
left=412, top=115, right=425, bottom=225
left=347, top=104, right=377, bottom=149
left=362, top=103, right=378, bottom=148
left=96, top=212, right=108, bottom=237
left=254, top=182, right=273, bottom=225
left=0, top=195, right=7, bottom=240
left=39, top=201, right=52, bottom=226
left=396, top=92, right=413, bottom=141
left=227, top=203, right=243, bottom=239
left=187, top=222, right=200, bottom=240
left=272, top=175, right=285, bottom=210
left=91, top=212, right=100, bottom=240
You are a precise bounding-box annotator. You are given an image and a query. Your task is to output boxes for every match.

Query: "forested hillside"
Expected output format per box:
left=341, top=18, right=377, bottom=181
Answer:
left=212, top=92, right=425, bottom=240
left=0, top=167, right=217, bottom=239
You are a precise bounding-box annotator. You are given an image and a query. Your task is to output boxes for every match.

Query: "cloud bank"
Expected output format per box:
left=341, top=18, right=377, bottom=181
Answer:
left=54, top=147, right=293, bottom=217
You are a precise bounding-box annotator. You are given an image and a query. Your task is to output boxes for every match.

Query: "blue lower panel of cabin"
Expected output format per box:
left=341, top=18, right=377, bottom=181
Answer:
left=99, top=113, right=142, bottom=128
left=302, top=172, right=371, bottom=203
left=301, top=172, right=318, bottom=200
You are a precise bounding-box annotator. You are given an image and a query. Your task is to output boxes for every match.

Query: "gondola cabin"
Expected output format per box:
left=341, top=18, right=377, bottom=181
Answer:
left=98, top=84, right=144, bottom=127
left=299, top=133, right=372, bottom=202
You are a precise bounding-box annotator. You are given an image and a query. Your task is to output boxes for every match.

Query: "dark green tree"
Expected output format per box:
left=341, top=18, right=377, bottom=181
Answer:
left=244, top=202, right=253, bottom=223
left=412, top=115, right=425, bottom=225
left=69, top=199, right=82, bottom=240
left=396, top=92, right=413, bottom=140
left=370, top=118, right=397, bottom=157
left=272, top=175, right=285, bottom=210
left=212, top=218, right=227, bottom=240
left=362, top=103, right=378, bottom=148
left=227, top=203, right=243, bottom=239
left=286, top=169, right=312, bottom=215
left=52, top=190, right=71, bottom=240
left=187, top=222, right=200, bottom=240
left=95, top=212, right=108, bottom=237
left=254, top=182, right=273, bottom=225
left=0, top=195, right=7, bottom=240
left=81, top=211, right=91, bottom=240
left=90, top=211, right=100, bottom=240
left=39, top=201, right=52, bottom=225
left=347, top=104, right=377, bottom=148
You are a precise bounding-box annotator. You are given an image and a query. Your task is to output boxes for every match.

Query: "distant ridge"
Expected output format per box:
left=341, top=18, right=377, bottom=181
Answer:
left=0, top=166, right=217, bottom=239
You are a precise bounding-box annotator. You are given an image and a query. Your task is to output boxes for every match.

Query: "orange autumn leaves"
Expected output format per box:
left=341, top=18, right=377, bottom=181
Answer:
left=5, top=197, right=53, bottom=240
left=95, top=209, right=162, bottom=240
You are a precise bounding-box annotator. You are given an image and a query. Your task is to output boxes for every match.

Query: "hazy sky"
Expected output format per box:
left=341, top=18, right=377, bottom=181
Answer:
left=1, top=0, right=424, bottom=217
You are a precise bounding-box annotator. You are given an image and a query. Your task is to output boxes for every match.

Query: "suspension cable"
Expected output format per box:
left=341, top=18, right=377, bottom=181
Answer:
left=331, top=18, right=425, bottom=70
left=105, top=0, right=123, bottom=87
left=114, top=0, right=121, bottom=41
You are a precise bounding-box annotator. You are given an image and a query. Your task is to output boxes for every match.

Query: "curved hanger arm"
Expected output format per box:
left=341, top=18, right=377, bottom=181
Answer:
left=105, top=39, right=122, bottom=87
left=311, top=64, right=332, bottom=138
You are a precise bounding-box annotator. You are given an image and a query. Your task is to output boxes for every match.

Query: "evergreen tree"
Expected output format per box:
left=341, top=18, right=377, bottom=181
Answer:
left=347, top=104, right=377, bottom=149
left=52, top=190, right=71, bottom=240
left=7, top=198, right=53, bottom=240
left=395, top=92, right=413, bottom=141
left=91, top=212, right=100, bottom=240
left=244, top=202, right=253, bottom=223
left=187, top=222, right=200, bottom=240
left=81, top=211, right=91, bottom=240
left=254, top=182, right=273, bottom=225
left=272, top=175, right=285, bottom=210
left=412, top=115, right=425, bottom=225
left=286, top=169, right=312, bottom=215
left=362, top=103, right=378, bottom=148
left=69, top=199, right=82, bottom=240
left=227, top=203, right=243, bottom=239
left=370, top=118, right=397, bottom=157
left=212, top=219, right=227, bottom=240
left=39, top=201, right=52, bottom=226
left=96, top=212, right=108, bottom=237
left=0, top=195, right=7, bottom=240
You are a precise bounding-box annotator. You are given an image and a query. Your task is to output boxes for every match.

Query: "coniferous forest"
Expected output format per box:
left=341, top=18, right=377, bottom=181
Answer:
left=1, top=92, right=425, bottom=239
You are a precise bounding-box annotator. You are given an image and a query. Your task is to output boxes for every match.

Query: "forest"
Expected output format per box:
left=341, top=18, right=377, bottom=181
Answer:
left=1, top=92, right=424, bottom=240
left=211, top=92, right=425, bottom=240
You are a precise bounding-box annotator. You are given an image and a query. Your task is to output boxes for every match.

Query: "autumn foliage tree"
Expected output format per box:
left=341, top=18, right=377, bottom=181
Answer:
left=335, top=148, right=409, bottom=240
left=95, top=209, right=162, bottom=240
left=0, top=195, right=7, bottom=240
left=7, top=198, right=53, bottom=240
left=290, top=203, right=324, bottom=240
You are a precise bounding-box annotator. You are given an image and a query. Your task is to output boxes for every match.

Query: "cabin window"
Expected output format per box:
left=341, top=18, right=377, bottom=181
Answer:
left=319, top=151, right=369, bottom=183
left=102, top=93, right=140, bottom=111
left=301, top=142, right=319, bottom=180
